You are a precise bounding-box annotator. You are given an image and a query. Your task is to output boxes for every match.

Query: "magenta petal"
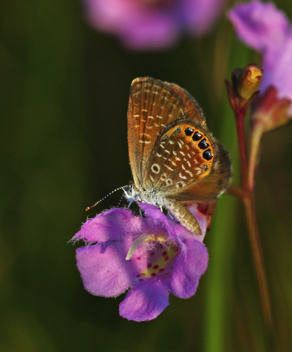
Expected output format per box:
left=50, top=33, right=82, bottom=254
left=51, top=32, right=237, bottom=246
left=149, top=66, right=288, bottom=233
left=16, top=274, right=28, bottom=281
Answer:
left=119, top=279, right=169, bottom=321
left=84, top=0, right=178, bottom=49
left=83, top=0, right=225, bottom=51
left=261, top=37, right=292, bottom=109
left=170, top=239, right=208, bottom=299
left=183, top=0, right=224, bottom=35
left=228, top=1, right=291, bottom=54
left=119, top=14, right=179, bottom=50
left=83, top=0, right=141, bottom=32
left=73, top=208, right=145, bottom=243
left=138, top=202, right=176, bottom=237
left=76, top=242, right=136, bottom=297
left=185, top=202, right=208, bottom=241
left=139, top=202, right=207, bottom=241
left=229, top=0, right=292, bottom=116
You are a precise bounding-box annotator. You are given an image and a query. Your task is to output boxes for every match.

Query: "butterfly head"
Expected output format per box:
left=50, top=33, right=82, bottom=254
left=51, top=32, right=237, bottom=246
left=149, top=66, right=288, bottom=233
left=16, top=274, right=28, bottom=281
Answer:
left=123, top=183, right=165, bottom=209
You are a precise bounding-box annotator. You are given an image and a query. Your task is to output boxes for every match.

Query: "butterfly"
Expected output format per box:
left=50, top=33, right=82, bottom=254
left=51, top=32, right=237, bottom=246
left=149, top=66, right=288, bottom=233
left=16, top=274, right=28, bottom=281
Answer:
left=124, top=77, right=232, bottom=235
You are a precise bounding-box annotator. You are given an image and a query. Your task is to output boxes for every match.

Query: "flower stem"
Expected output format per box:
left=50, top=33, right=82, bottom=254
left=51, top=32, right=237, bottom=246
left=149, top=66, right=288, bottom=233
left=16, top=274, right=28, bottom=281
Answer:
left=235, top=109, right=249, bottom=190
left=233, top=103, right=274, bottom=334
left=227, top=183, right=245, bottom=200
left=248, top=122, right=264, bottom=189
left=243, top=193, right=273, bottom=329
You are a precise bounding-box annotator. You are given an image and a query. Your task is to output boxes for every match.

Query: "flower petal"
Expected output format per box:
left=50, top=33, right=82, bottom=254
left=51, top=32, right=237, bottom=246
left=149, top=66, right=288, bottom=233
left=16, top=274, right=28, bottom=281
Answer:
left=183, top=0, right=224, bottom=35
left=76, top=241, right=137, bottom=297
left=120, top=14, right=179, bottom=50
left=84, top=0, right=179, bottom=49
left=228, top=0, right=290, bottom=54
left=185, top=202, right=208, bottom=241
left=73, top=208, right=146, bottom=243
left=138, top=202, right=177, bottom=237
left=139, top=202, right=208, bottom=243
left=170, top=239, right=208, bottom=298
left=83, top=0, right=141, bottom=32
left=119, top=278, right=169, bottom=321
left=83, top=0, right=224, bottom=51
left=261, top=37, right=292, bottom=113
left=229, top=0, right=292, bottom=117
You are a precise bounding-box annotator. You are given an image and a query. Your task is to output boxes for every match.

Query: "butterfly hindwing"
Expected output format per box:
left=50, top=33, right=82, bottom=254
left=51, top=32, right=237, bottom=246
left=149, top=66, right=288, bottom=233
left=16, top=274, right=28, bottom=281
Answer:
left=173, top=141, right=232, bottom=201
left=142, top=121, right=214, bottom=192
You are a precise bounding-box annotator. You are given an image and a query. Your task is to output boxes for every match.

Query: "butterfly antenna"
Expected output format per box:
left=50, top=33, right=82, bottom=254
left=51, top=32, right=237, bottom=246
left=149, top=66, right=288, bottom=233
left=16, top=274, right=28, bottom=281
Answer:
left=117, top=194, right=124, bottom=208
left=85, top=186, right=127, bottom=211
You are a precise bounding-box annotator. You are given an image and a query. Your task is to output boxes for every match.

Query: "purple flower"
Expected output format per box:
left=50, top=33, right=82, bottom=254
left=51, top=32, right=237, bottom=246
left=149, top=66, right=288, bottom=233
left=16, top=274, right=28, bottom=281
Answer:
left=83, top=0, right=225, bottom=50
left=229, top=0, right=292, bottom=114
left=72, top=202, right=208, bottom=321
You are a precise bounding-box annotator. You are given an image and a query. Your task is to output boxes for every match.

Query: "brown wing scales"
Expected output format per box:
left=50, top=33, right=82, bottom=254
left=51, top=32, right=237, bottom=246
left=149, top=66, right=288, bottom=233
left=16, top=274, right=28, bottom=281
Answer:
left=128, top=77, right=207, bottom=189
left=176, top=141, right=231, bottom=201
left=145, top=122, right=215, bottom=193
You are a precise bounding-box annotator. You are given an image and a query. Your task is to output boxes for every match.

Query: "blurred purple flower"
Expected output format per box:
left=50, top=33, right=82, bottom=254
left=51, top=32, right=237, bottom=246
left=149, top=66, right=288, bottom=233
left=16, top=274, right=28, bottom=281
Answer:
left=229, top=0, right=292, bottom=114
left=72, top=202, right=208, bottom=321
left=83, top=0, right=225, bottom=50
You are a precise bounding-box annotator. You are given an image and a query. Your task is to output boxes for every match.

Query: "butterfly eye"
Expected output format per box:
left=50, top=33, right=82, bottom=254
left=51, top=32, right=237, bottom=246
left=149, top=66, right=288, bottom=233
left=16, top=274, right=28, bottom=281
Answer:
left=203, top=149, right=212, bottom=160
left=184, top=127, right=194, bottom=136
left=198, top=138, right=209, bottom=149
left=192, top=131, right=202, bottom=141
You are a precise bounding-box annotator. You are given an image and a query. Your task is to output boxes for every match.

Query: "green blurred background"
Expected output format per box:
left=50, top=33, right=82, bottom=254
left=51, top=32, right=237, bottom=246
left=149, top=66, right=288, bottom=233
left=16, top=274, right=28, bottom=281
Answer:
left=1, top=0, right=292, bottom=351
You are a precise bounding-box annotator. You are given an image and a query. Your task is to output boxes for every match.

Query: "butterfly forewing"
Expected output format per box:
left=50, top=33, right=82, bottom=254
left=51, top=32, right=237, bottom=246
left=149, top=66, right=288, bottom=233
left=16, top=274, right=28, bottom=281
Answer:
left=128, top=77, right=207, bottom=188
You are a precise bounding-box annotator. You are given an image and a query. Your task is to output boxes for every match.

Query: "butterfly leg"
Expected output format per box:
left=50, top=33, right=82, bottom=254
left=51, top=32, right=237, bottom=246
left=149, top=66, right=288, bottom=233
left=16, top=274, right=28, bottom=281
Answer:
left=164, top=198, right=202, bottom=236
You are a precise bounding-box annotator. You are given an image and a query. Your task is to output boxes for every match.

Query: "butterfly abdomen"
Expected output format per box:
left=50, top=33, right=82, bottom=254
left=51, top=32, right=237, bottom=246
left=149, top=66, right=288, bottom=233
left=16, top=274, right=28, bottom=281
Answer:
left=164, top=198, right=202, bottom=236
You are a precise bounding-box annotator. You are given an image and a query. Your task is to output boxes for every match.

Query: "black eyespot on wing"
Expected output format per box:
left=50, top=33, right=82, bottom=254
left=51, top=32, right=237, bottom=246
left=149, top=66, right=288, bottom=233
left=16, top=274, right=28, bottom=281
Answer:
left=185, top=127, right=194, bottom=136
left=192, top=131, right=202, bottom=141
left=198, top=138, right=209, bottom=149
left=203, top=149, right=212, bottom=160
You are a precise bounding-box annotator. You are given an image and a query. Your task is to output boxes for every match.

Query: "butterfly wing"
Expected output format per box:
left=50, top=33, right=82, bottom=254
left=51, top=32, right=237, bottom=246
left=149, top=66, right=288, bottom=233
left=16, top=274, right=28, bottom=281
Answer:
left=176, top=141, right=231, bottom=201
left=127, top=77, right=206, bottom=189
left=143, top=120, right=231, bottom=201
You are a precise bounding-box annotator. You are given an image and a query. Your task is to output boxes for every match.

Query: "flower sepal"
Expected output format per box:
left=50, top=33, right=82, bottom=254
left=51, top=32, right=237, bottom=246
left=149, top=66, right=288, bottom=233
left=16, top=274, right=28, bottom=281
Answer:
left=251, top=86, right=291, bottom=133
left=233, top=64, right=263, bottom=102
left=226, top=64, right=262, bottom=119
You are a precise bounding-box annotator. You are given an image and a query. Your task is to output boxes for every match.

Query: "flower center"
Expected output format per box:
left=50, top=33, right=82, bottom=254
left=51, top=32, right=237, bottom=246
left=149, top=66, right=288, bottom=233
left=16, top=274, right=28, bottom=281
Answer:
left=126, top=233, right=179, bottom=281
left=140, top=244, right=178, bottom=278
left=126, top=233, right=168, bottom=260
